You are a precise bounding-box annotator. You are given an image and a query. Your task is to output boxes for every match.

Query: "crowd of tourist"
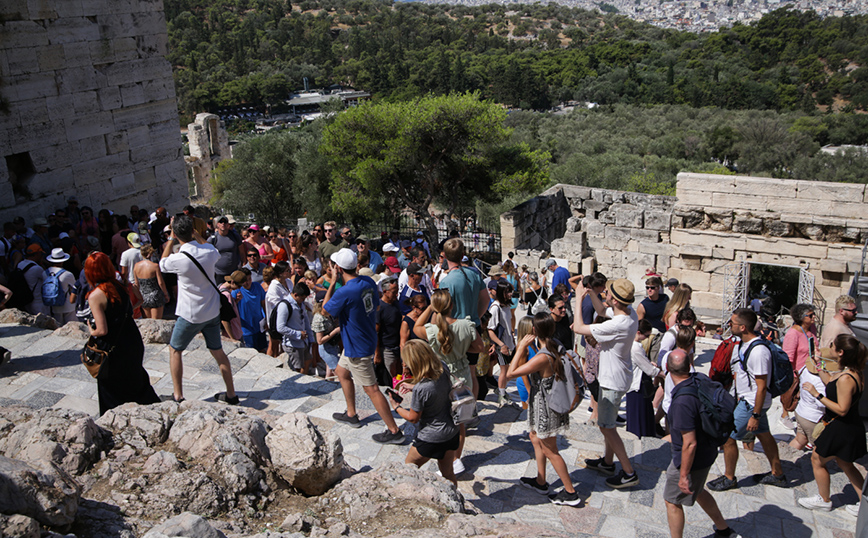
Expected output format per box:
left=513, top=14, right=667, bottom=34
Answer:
left=1, top=199, right=867, bottom=537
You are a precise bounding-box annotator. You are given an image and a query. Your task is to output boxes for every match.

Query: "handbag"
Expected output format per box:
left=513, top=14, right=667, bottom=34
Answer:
left=537, top=347, right=584, bottom=414
left=182, top=252, right=236, bottom=322
left=640, top=373, right=657, bottom=399
left=81, top=297, right=130, bottom=378
left=812, top=417, right=832, bottom=440
left=449, top=379, right=478, bottom=425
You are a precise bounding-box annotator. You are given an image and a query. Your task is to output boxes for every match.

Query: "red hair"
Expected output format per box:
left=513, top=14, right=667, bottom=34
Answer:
left=85, top=252, right=122, bottom=304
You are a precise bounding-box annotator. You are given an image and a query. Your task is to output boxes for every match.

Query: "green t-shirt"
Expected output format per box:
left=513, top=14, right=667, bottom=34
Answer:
left=425, top=317, right=476, bottom=388
left=318, top=238, right=348, bottom=261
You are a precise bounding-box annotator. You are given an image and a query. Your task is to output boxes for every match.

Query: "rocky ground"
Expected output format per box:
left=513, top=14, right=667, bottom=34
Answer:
left=0, top=309, right=864, bottom=537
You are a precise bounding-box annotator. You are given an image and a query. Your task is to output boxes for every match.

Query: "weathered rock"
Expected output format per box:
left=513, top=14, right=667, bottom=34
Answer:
left=0, top=407, right=111, bottom=476
left=96, top=401, right=176, bottom=450
left=0, top=514, right=40, bottom=538
left=316, top=464, right=462, bottom=528
left=0, top=456, right=80, bottom=527
left=135, top=318, right=175, bottom=344
left=280, top=512, right=319, bottom=533
left=143, top=450, right=180, bottom=474
left=267, top=413, right=342, bottom=495
left=168, top=402, right=270, bottom=495
left=238, top=533, right=306, bottom=538
left=0, top=308, right=58, bottom=330
left=143, top=512, right=227, bottom=538
left=52, top=322, right=91, bottom=340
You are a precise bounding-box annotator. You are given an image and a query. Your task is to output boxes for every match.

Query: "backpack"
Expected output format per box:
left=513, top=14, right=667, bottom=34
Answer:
left=530, top=286, right=549, bottom=315
left=709, top=337, right=739, bottom=390
left=739, top=339, right=794, bottom=398
left=6, top=262, right=38, bottom=310
left=536, top=347, right=585, bottom=414
left=672, top=373, right=737, bottom=447
left=42, top=268, right=68, bottom=307
left=73, top=280, right=91, bottom=320
left=268, top=300, right=292, bottom=333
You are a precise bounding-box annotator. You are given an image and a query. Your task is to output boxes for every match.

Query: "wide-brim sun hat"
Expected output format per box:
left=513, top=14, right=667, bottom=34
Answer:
left=606, top=278, right=635, bottom=305
left=46, top=248, right=70, bottom=263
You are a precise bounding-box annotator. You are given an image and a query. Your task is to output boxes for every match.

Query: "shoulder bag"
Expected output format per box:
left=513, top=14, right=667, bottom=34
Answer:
left=81, top=293, right=130, bottom=378
left=182, top=251, right=236, bottom=322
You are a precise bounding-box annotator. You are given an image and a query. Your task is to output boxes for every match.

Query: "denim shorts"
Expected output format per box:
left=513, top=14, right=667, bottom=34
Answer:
left=170, top=315, right=223, bottom=351
left=730, top=399, right=769, bottom=441
left=598, top=388, right=626, bottom=429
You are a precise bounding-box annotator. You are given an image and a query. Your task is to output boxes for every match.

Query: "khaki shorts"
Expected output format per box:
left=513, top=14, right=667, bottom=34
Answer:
left=795, top=411, right=820, bottom=443
left=338, top=353, right=377, bottom=387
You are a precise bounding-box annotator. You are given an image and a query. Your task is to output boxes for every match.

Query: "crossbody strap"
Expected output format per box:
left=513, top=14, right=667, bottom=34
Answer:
left=181, top=251, right=221, bottom=298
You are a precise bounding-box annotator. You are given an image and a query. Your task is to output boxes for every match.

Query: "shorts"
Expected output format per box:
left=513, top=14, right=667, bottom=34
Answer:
left=337, top=353, right=377, bottom=387
left=598, top=388, right=626, bottom=429
left=795, top=411, right=820, bottom=443
left=170, top=315, right=223, bottom=351
left=414, top=432, right=460, bottom=460
left=663, top=461, right=711, bottom=507
left=286, top=346, right=312, bottom=371
left=730, top=399, right=770, bottom=441
left=383, top=347, right=401, bottom=372
left=243, top=332, right=267, bottom=351
left=319, top=344, right=340, bottom=370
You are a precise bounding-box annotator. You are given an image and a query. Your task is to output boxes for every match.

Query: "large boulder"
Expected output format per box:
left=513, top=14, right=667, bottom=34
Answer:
left=0, top=407, right=111, bottom=476
left=0, top=514, right=40, bottom=538
left=266, top=413, right=343, bottom=495
left=96, top=401, right=176, bottom=450
left=52, top=321, right=90, bottom=340
left=142, top=512, right=227, bottom=538
left=168, top=402, right=271, bottom=495
left=0, top=308, right=58, bottom=330
left=136, top=319, right=176, bottom=344
left=0, top=456, right=80, bottom=527
left=316, top=464, right=462, bottom=529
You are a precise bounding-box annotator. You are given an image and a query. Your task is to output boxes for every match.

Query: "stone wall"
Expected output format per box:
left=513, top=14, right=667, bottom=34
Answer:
left=185, top=113, right=230, bottom=203
left=0, top=0, right=188, bottom=222
left=502, top=173, right=868, bottom=322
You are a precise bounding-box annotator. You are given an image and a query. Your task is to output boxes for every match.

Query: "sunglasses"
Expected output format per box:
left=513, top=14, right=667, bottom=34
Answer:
left=341, top=231, right=351, bottom=235
left=645, top=286, right=657, bottom=290
left=324, top=229, right=335, bottom=233
left=247, top=253, right=258, bottom=258
left=288, top=234, right=297, bottom=238
left=844, top=307, right=858, bottom=313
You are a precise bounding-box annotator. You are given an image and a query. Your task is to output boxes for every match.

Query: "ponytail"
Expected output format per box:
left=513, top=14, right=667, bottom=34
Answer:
left=532, top=313, right=565, bottom=381
left=435, top=312, right=454, bottom=356
left=431, top=289, right=455, bottom=356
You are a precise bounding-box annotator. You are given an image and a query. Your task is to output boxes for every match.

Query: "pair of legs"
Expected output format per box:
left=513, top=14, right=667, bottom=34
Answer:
left=169, top=315, right=236, bottom=401
left=335, top=360, right=400, bottom=434
left=810, top=450, right=865, bottom=503
left=719, top=432, right=783, bottom=480
left=143, top=306, right=164, bottom=320
left=598, top=389, right=634, bottom=474
left=406, top=445, right=457, bottom=486
left=266, top=332, right=281, bottom=357
left=529, top=431, right=575, bottom=493
left=666, top=489, right=729, bottom=538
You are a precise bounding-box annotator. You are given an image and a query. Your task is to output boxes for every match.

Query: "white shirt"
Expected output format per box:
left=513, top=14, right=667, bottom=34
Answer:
left=732, top=337, right=772, bottom=410
left=398, top=268, right=434, bottom=293
left=265, top=279, right=291, bottom=322
left=159, top=241, right=221, bottom=323
left=629, top=340, right=660, bottom=393
left=45, top=266, right=76, bottom=314
left=120, top=247, right=143, bottom=284
left=487, top=301, right=515, bottom=353
left=795, top=367, right=826, bottom=423
left=656, top=326, right=678, bottom=366
left=591, top=306, right=639, bottom=392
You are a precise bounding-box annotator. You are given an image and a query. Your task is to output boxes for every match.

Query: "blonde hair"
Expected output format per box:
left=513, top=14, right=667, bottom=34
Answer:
left=516, top=316, right=534, bottom=342
left=402, top=340, right=443, bottom=381
left=262, top=266, right=275, bottom=285
left=304, top=270, right=317, bottom=280
left=431, top=289, right=454, bottom=355
left=313, top=300, right=326, bottom=316
left=663, top=283, right=693, bottom=323
left=140, top=244, right=155, bottom=258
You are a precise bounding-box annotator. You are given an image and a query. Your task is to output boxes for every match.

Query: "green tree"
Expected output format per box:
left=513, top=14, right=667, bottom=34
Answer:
left=211, top=131, right=302, bottom=226
left=321, top=92, right=550, bottom=237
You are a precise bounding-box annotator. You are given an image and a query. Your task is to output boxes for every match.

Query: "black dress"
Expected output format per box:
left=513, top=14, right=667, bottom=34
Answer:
left=814, top=371, right=867, bottom=462
left=95, top=281, right=160, bottom=415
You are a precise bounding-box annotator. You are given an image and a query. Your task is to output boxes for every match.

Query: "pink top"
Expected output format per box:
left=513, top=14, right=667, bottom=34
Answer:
left=782, top=324, right=817, bottom=372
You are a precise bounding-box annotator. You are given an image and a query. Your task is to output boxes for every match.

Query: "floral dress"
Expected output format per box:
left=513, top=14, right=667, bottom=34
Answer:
left=528, top=367, right=570, bottom=439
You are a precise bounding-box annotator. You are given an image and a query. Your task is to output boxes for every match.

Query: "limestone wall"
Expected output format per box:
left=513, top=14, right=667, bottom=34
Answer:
left=0, top=0, right=188, bottom=222
left=502, top=173, right=868, bottom=323
left=185, top=113, right=230, bottom=203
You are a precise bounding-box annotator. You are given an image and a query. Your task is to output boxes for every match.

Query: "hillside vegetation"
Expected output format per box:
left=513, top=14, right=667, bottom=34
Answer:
left=167, top=0, right=868, bottom=114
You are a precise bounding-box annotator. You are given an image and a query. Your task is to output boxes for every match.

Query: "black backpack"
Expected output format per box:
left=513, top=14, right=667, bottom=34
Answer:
left=268, top=300, right=292, bottom=333
left=671, top=373, right=737, bottom=447
left=6, top=262, right=38, bottom=310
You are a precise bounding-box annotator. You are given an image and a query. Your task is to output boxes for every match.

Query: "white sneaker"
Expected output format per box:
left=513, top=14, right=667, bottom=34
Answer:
left=778, top=416, right=796, bottom=430
left=453, top=458, right=466, bottom=475
left=798, top=494, right=832, bottom=511
left=846, top=504, right=861, bottom=517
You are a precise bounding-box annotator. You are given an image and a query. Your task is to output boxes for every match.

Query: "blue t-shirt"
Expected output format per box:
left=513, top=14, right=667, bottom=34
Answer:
left=440, top=266, right=485, bottom=327
left=324, top=275, right=380, bottom=358
left=233, top=285, right=266, bottom=336
left=551, top=266, right=570, bottom=293
left=368, top=251, right=384, bottom=271
left=669, top=376, right=719, bottom=470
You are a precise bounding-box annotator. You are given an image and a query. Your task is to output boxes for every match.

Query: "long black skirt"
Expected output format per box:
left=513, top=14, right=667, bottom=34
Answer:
left=626, top=390, right=655, bottom=439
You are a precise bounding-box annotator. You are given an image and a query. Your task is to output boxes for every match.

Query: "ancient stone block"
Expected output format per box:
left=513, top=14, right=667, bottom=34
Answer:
left=3, top=21, right=49, bottom=49
left=61, top=42, right=92, bottom=68
left=112, top=98, right=178, bottom=131
left=614, top=207, right=643, bottom=228
left=78, top=134, right=109, bottom=161
left=819, top=259, right=848, bottom=273
left=796, top=180, right=864, bottom=202
left=560, top=184, right=592, bottom=201
left=102, top=57, right=169, bottom=87
left=565, top=216, right=581, bottom=233
left=0, top=0, right=28, bottom=21
left=9, top=72, right=58, bottom=101
left=35, top=44, right=65, bottom=74
left=583, top=199, right=607, bottom=212
left=46, top=16, right=101, bottom=44
left=679, top=244, right=713, bottom=258
left=599, top=211, right=616, bottom=225
left=676, top=172, right=738, bottom=194
left=712, top=248, right=734, bottom=261
left=96, top=85, right=122, bottom=110
left=797, top=224, right=825, bottom=241
left=636, top=241, right=673, bottom=257
left=644, top=210, right=671, bottom=231
left=120, top=82, right=146, bottom=107
left=711, top=192, right=767, bottom=212
left=813, top=216, right=847, bottom=227
left=675, top=189, right=709, bottom=207
left=764, top=220, right=791, bottom=237
left=743, top=236, right=828, bottom=260
left=732, top=215, right=762, bottom=234
left=582, top=257, right=596, bottom=275
left=734, top=177, right=797, bottom=198
left=631, top=228, right=659, bottom=243
left=29, top=166, right=74, bottom=194
left=7, top=47, right=38, bottom=76
left=16, top=98, right=49, bottom=125
left=57, top=65, right=105, bottom=93
left=622, top=251, right=655, bottom=270
left=66, top=111, right=113, bottom=143
left=112, top=37, right=140, bottom=62
left=134, top=166, right=157, bottom=189
left=105, top=132, right=129, bottom=155
left=781, top=213, right=812, bottom=224
left=72, top=90, right=101, bottom=116
left=110, top=172, right=135, bottom=191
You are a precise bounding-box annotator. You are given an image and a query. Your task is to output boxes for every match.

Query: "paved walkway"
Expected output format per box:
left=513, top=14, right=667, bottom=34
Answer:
left=0, top=322, right=863, bottom=538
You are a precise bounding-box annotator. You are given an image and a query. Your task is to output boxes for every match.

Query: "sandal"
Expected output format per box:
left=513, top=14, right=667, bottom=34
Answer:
left=214, top=392, right=240, bottom=405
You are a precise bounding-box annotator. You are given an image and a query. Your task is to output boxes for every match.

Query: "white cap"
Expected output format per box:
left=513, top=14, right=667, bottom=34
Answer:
left=383, top=243, right=399, bottom=253
left=330, top=248, right=358, bottom=270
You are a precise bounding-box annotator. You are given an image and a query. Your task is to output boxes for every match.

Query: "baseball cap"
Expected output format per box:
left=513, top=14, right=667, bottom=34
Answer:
left=359, top=267, right=375, bottom=278
left=383, top=243, right=399, bottom=253
left=127, top=232, right=142, bottom=248
left=607, top=278, right=635, bottom=305
left=356, top=235, right=370, bottom=243
left=488, top=265, right=504, bottom=277
left=33, top=217, right=48, bottom=227
left=400, top=240, right=412, bottom=249
left=384, top=256, right=401, bottom=273
left=249, top=224, right=260, bottom=231
left=330, top=248, right=358, bottom=270
left=26, top=244, right=44, bottom=255
left=225, top=270, right=247, bottom=285
left=545, top=259, right=557, bottom=268
left=487, top=279, right=499, bottom=290
left=406, top=262, right=426, bottom=275
left=216, top=215, right=229, bottom=224
left=666, top=278, right=679, bottom=287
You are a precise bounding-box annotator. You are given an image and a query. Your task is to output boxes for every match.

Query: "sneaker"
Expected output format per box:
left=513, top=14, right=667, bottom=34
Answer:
left=372, top=429, right=405, bottom=445
left=520, top=476, right=550, bottom=495
left=606, top=470, right=639, bottom=489
left=707, top=475, right=737, bottom=492
left=713, top=527, right=742, bottom=538
left=0, top=347, right=10, bottom=366
left=214, top=392, right=239, bottom=405
left=798, top=494, right=832, bottom=511
left=453, top=458, right=466, bottom=475
left=758, top=472, right=787, bottom=487
left=846, top=504, right=861, bottom=517
left=497, top=394, right=518, bottom=408
left=549, top=489, right=581, bottom=506
left=332, top=411, right=361, bottom=428
left=778, top=415, right=796, bottom=430
left=584, top=457, right=616, bottom=476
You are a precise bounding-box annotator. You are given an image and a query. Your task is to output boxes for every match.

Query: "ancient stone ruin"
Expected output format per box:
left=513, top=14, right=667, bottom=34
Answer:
left=0, top=0, right=188, bottom=222
left=501, top=172, right=866, bottom=323
left=186, top=113, right=230, bottom=203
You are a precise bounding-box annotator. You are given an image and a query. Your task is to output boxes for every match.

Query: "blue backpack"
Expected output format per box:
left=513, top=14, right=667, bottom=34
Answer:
left=42, top=268, right=68, bottom=307
left=672, top=373, right=737, bottom=447
left=738, top=339, right=794, bottom=398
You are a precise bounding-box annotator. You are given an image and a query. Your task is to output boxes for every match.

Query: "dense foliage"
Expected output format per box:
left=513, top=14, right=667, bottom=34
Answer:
left=167, top=0, right=868, bottom=114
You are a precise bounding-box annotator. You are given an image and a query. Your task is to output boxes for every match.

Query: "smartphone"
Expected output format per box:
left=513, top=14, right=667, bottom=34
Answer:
left=385, top=388, right=403, bottom=404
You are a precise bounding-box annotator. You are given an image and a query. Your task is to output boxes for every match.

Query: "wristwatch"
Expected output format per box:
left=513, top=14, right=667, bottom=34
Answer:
left=751, top=412, right=761, bottom=420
